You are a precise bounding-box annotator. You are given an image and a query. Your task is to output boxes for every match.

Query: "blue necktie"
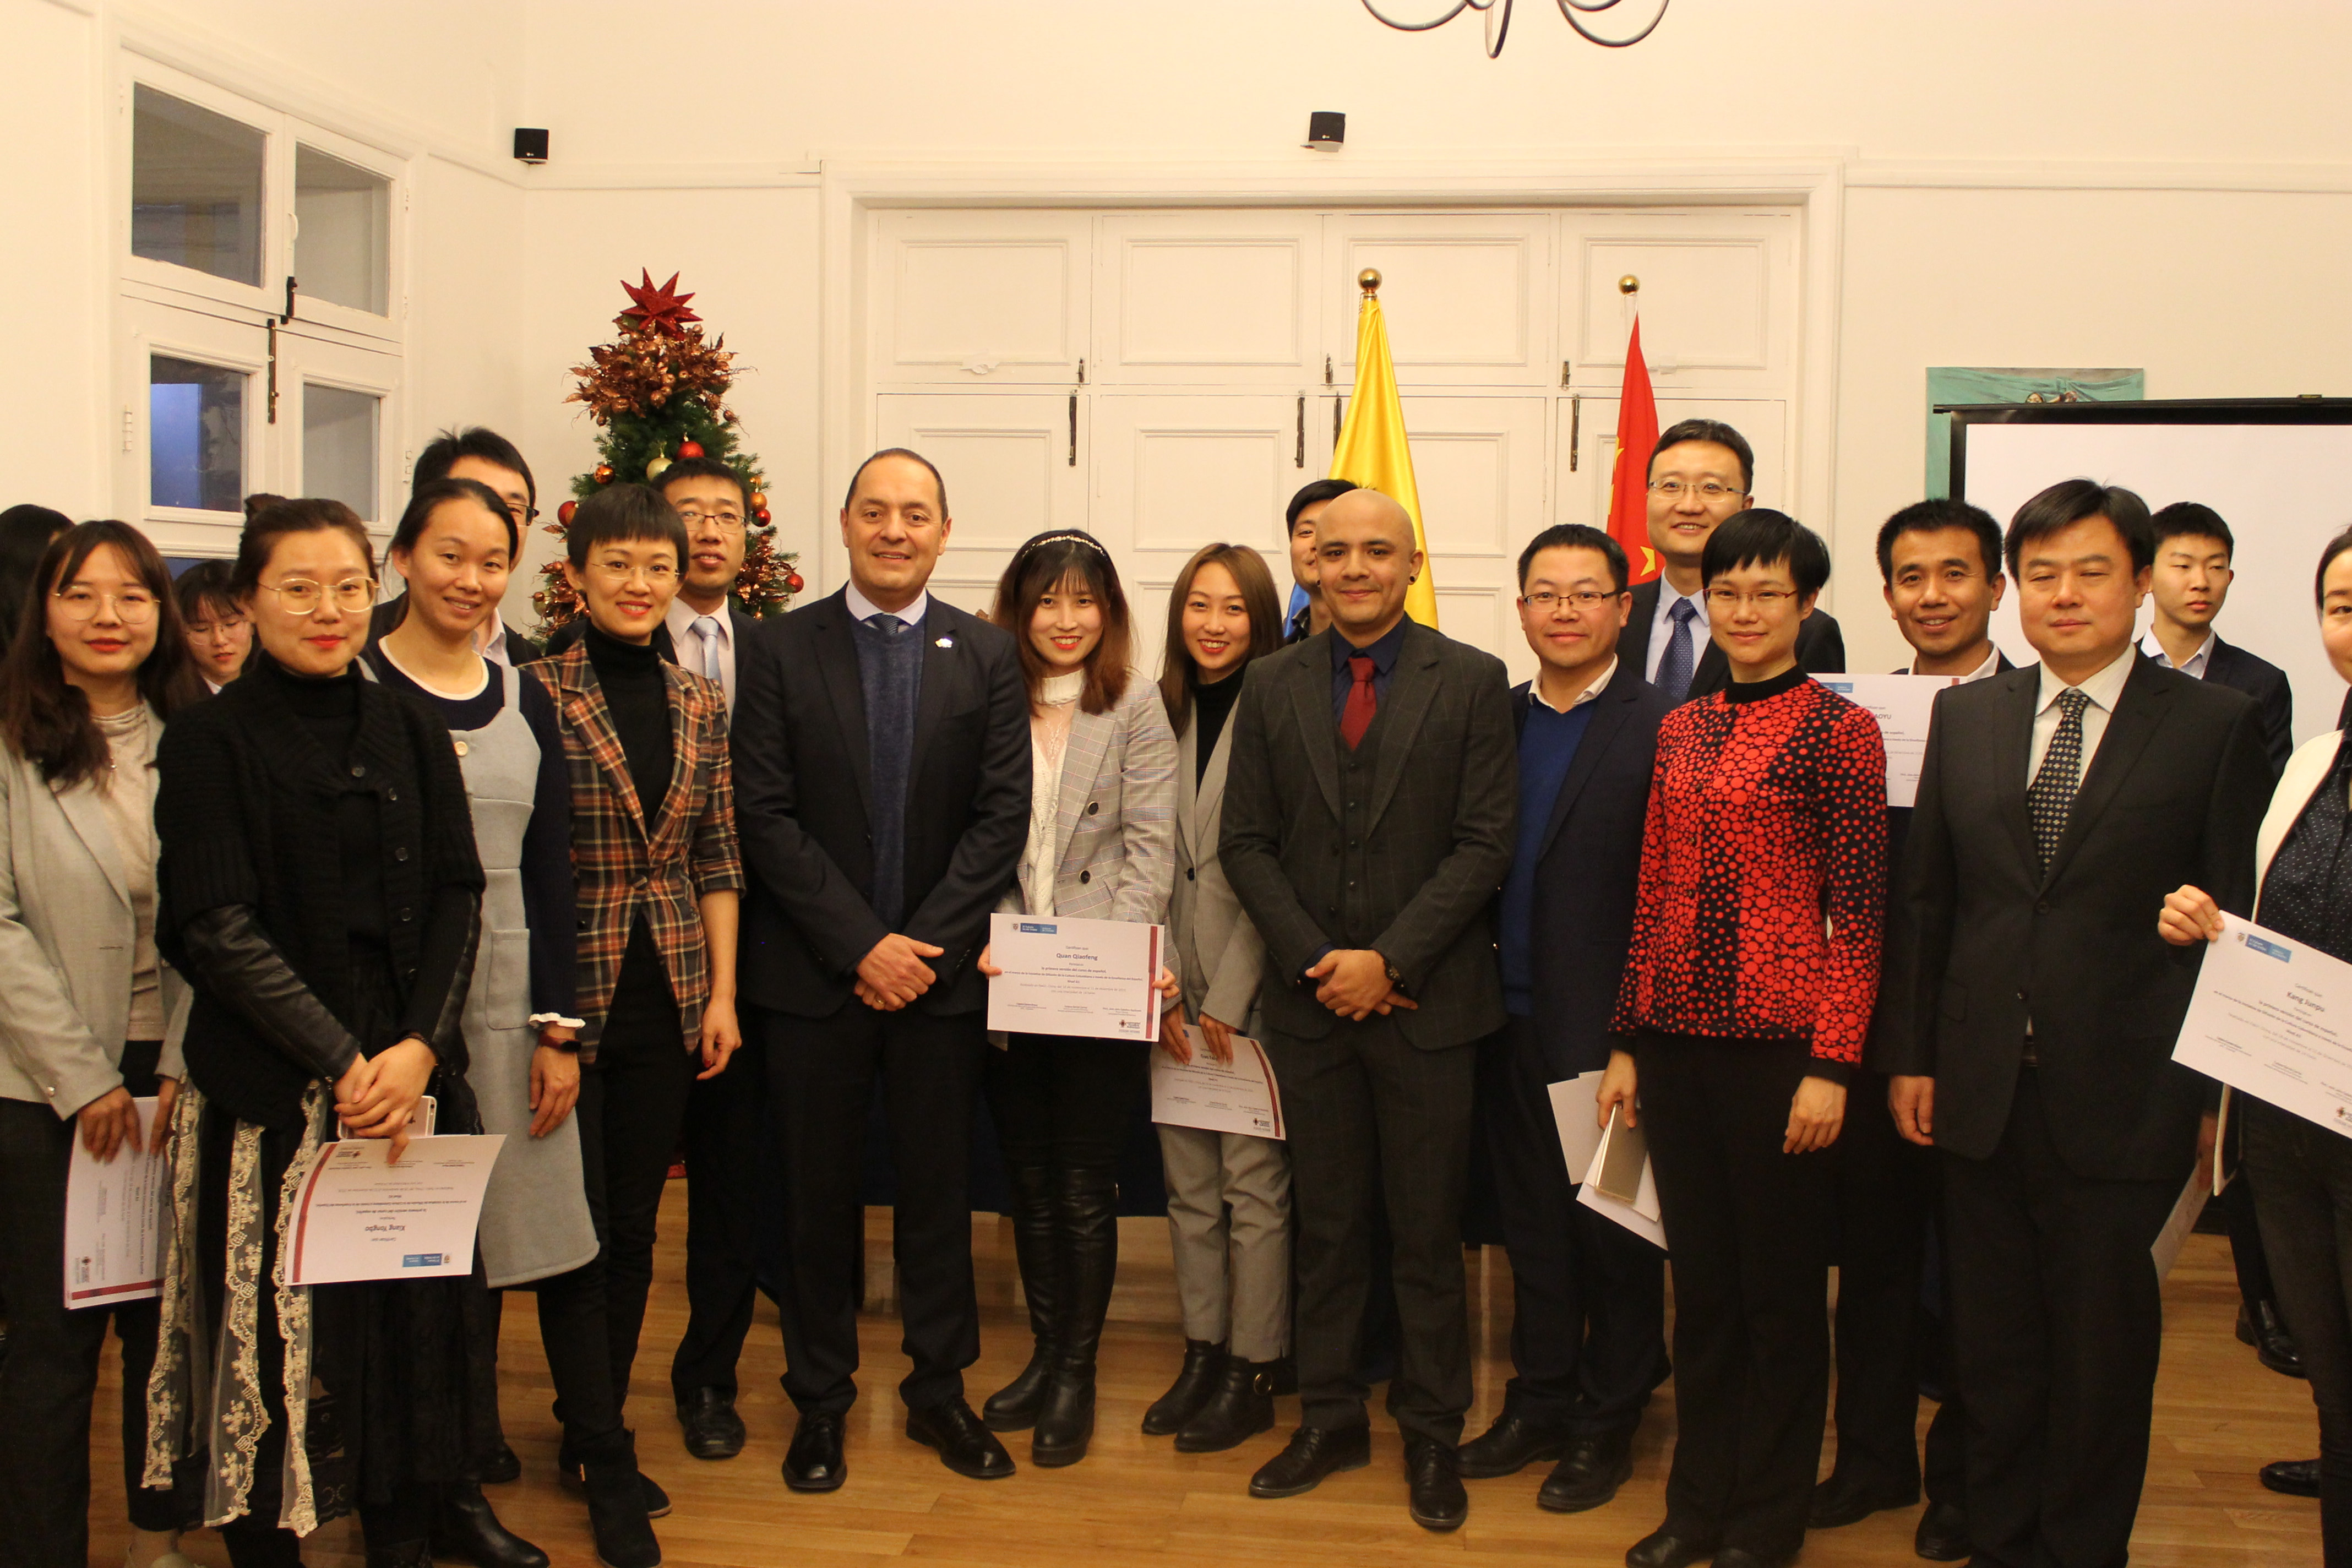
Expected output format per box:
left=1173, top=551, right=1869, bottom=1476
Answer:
left=1657, top=596, right=1700, bottom=703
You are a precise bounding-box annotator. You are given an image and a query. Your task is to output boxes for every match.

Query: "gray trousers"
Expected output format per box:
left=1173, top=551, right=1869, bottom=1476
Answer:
left=1157, top=1122, right=1293, bottom=1360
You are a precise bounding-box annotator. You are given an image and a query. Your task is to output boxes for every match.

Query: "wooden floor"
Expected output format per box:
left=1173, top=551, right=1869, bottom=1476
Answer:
left=88, top=1186, right=2322, bottom=1567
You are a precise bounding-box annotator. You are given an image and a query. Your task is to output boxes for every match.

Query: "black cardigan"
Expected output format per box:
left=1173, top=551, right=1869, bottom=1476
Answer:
left=156, top=655, right=485, bottom=1128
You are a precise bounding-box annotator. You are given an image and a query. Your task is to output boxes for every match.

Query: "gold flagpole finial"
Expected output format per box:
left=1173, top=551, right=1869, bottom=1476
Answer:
left=1619, top=274, right=1640, bottom=295
left=1358, top=268, right=1382, bottom=295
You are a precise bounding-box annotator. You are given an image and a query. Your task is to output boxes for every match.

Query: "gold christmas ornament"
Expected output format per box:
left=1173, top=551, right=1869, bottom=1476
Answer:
left=645, top=455, right=672, bottom=482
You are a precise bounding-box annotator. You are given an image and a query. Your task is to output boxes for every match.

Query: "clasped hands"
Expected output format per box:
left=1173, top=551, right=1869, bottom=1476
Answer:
left=333, top=1036, right=439, bottom=1162
left=1309, top=948, right=1414, bottom=1021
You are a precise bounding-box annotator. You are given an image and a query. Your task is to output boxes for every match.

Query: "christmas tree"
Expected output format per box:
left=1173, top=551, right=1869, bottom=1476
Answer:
left=533, top=270, right=802, bottom=636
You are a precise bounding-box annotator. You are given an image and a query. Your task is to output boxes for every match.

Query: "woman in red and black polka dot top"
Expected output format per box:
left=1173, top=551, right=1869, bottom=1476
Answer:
left=1599, top=510, right=1887, bottom=1568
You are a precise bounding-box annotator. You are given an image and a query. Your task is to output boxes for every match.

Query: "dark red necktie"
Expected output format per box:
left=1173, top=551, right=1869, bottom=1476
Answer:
left=1341, top=655, right=1378, bottom=749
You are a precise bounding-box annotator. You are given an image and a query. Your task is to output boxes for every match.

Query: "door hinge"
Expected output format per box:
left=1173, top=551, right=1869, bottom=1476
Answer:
left=1324, top=355, right=1333, bottom=386
left=1561, top=360, right=1571, bottom=389
left=281, top=275, right=297, bottom=324
left=1076, top=357, right=1086, bottom=385
left=121, top=406, right=135, bottom=454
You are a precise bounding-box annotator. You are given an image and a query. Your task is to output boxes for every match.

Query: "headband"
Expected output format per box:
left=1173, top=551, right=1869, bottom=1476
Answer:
left=1017, top=530, right=1110, bottom=561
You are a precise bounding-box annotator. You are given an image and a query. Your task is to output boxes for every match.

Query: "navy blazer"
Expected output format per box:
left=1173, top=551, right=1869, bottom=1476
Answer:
left=1620, top=577, right=1845, bottom=704
left=2202, top=635, right=2294, bottom=777
left=1502, top=658, right=1674, bottom=1079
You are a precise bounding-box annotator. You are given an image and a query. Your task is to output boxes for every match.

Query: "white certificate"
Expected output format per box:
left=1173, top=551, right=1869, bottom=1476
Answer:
left=1576, top=1105, right=1668, bottom=1249
left=986, top=912, right=1165, bottom=1043
left=2173, top=912, right=2352, bottom=1137
left=1546, top=1071, right=1607, bottom=1185
left=1813, top=673, right=1959, bottom=808
left=284, top=1134, right=504, bottom=1287
left=1151, top=1025, right=1285, bottom=1139
left=63, top=1096, right=167, bottom=1309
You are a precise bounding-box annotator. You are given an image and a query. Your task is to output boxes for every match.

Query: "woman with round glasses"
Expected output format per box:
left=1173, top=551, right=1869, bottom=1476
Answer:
left=148, top=497, right=535, bottom=1568
left=0, top=520, right=205, bottom=1568
left=175, top=559, right=252, bottom=692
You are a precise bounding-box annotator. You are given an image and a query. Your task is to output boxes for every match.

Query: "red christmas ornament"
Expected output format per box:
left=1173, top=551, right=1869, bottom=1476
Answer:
left=558, top=500, right=578, bottom=525
left=594, top=464, right=614, bottom=484
left=618, top=270, right=701, bottom=337
left=785, top=571, right=805, bottom=594
left=676, top=439, right=704, bottom=460
left=755, top=506, right=772, bottom=525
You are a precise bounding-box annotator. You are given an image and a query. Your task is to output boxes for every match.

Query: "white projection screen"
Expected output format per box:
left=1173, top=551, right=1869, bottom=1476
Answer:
left=1953, top=402, right=2352, bottom=747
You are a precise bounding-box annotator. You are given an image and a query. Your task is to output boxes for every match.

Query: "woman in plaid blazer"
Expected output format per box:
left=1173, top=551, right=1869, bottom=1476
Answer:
left=539, top=487, right=744, bottom=1513
left=973, top=530, right=1177, bottom=1468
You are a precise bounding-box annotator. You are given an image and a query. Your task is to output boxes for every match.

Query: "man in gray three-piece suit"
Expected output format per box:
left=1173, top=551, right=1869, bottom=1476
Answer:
left=1221, top=489, right=1517, bottom=1533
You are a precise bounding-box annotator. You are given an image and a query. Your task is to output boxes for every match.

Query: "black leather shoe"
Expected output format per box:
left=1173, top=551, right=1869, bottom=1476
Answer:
left=478, top=1441, right=522, bottom=1485
left=583, top=1453, right=661, bottom=1568
left=676, top=1387, right=745, bottom=1461
left=783, top=1411, right=846, bottom=1493
left=2261, top=1456, right=2321, bottom=1498
left=1174, top=1357, right=1277, bottom=1454
left=1456, top=1409, right=1575, bottom=1479
left=1625, top=1527, right=1719, bottom=1568
left=1249, top=1424, right=1372, bottom=1498
left=2240, top=1300, right=2307, bottom=1379
left=1404, top=1436, right=1467, bottom=1532
left=1538, top=1429, right=1634, bottom=1513
left=1712, top=1550, right=1789, bottom=1568
left=1914, top=1498, right=1971, bottom=1561
left=1032, top=1374, right=1096, bottom=1467
left=906, top=1397, right=1016, bottom=1480
left=431, top=1482, right=549, bottom=1568
left=1810, top=1469, right=1919, bottom=1528
left=557, top=1440, right=670, bottom=1518
left=1141, top=1340, right=1226, bottom=1435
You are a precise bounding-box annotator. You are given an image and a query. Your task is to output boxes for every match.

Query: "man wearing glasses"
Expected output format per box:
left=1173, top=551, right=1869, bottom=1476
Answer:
left=656, top=458, right=757, bottom=716
left=1619, top=419, right=1844, bottom=704
left=375, top=426, right=545, bottom=665
left=1457, top=524, right=1673, bottom=1515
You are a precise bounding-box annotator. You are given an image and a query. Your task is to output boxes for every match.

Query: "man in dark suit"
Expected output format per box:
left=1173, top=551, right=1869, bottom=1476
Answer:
left=1886, top=480, right=2272, bottom=1568
left=1222, top=487, right=1517, bottom=1532
left=655, top=455, right=792, bottom=1460
left=1618, top=418, right=1844, bottom=703
left=1815, top=499, right=2013, bottom=1561
left=372, top=425, right=544, bottom=665
left=2141, top=501, right=2294, bottom=775
left=732, top=448, right=1032, bottom=1488
left=1455, top=524, right=1671, bottom=1514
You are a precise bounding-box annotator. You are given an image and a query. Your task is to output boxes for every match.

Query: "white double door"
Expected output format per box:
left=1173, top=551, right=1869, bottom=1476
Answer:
left=868, top=207, right=1801, bottom=682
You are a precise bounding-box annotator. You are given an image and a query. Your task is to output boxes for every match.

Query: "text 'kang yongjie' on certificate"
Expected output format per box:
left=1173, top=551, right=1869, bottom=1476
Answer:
left=985, top=912, right=1165, bottom=1043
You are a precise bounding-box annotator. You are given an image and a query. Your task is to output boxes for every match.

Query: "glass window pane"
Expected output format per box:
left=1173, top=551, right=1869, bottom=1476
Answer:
left=132, top=85, right=264, bottom=287
left=149, top=355, right=244, bottom=512
left=295, top=146, right=390, bottom=315
left=303, top=384, right=379, bottom=520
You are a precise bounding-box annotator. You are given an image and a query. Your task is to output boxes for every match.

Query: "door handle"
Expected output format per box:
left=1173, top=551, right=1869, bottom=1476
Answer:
left=1068, top=394, right=1077, bottom=466
left=1569, top=396, right=1580, bottom=471
left=1295, top=395, right=1304, bottom=467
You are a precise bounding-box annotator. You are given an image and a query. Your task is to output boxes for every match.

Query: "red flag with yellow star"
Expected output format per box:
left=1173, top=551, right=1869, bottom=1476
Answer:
left=1608, top=317, right=1660, bottom=585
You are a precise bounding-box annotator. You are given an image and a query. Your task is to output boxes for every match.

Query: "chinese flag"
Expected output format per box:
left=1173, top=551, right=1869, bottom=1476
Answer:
left=1608, top=317, right=1661, bottom=585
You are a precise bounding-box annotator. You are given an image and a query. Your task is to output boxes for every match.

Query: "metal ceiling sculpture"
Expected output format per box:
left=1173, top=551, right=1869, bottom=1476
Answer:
left=1362, top=0, right=1671, bottom=57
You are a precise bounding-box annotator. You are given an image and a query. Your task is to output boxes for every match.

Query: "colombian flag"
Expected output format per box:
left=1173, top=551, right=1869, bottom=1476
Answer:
left=1331, top=288, right=1439, bottom=629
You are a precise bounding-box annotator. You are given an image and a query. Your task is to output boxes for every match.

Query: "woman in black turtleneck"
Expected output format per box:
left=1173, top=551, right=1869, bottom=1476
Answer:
left=149, top=498, right=527, bottom=1568
left=536, top=486, right=743, bottom=1494
left=1140, top=543, right=1295, bottom=1452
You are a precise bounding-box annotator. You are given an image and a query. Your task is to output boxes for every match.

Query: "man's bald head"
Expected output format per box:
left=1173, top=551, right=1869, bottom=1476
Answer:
left=1313, top=486, right=1423, bottom=644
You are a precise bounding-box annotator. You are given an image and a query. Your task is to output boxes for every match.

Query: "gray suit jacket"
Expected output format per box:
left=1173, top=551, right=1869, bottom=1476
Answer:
left=1221, top=620, right=1517, bottom=1049
left=1172, top=700, right=1267, bottom=1032
left=0, top=730, right=189, bottom=1117
left=1001, top=674, right=1177, bottom=925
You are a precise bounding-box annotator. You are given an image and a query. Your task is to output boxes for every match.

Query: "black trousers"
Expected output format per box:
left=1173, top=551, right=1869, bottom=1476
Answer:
left=1828, top=1066, right=1966, bottom=1500
left=1639, top=1033, right=1833, bottom=1560
left=985, top=1032, right=1149, bottom=1169
left=1264, top=1014, right=1476, bottom=1445
left=1942, top=1070, right=2181, bottom=1568
left=586, top=930, right=699, bottom=1424
left=672, top=1036, right=785, bottom=1401
left=0, top=1044, right=197, bottom=1567
left=2244, top=1095, right=2352, bottom=1567
left=1476, top=1017, right=1665, bottom=1435
left=765, top=1000, right=987, bottom=1415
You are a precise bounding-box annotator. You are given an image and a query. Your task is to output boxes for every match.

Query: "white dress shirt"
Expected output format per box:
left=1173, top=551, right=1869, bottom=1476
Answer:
left=2139, top=626, right=2216, bottom=680
left=1530, top=656, right=1618, bottom=715
left=1643, top=582, right=1709, bottom=685
left=1911, top=644, right=2004, bottom=683
left=666, top=597, right=737, bottom=712
left=843, top=579, right=930, bottom=629
left=2028, top=644, right=2138, bottom=783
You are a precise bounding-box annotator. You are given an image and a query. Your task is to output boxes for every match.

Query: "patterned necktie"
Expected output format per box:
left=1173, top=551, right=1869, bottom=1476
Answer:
left=867, top=613, right=905, bottom=638
left=1341, top=655, right=1379, bottom=749
left=1656, top=596, right=1700, bottom=703
left=2028, top=687, right=2091, bottom=868
left=692, top=613, right=723, bottom=680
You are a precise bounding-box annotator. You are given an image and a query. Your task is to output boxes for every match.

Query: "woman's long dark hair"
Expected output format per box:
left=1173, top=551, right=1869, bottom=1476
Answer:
left=1157, top=542, right=1283, bottom=735
left=989, top=529, right=1132, bottom=715
left=0, top=521, right=202, bottom=785
left=0, top=505, right=72, bottom=652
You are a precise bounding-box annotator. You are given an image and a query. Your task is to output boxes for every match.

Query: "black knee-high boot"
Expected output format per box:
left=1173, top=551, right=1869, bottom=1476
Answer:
left=983, top=1164, right=1060, bottom=1431
left=1033, top=1166, right=1118, bottom=1466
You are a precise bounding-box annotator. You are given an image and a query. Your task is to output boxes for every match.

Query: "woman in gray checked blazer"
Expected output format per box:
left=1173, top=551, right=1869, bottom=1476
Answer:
left=1138, top=543, right=1295, bottom=1456
left=975, top=530, right=1177, bottom=1469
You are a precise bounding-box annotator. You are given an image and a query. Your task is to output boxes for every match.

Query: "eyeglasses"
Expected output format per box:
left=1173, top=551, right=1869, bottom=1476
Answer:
left=186, top=614, right=249, bottom=634
left=256, top=577, right=377, bottom=616
left=53, top=586, right=157, bottom=624
left=504, top=502, right=541, bottom=524
left=674, top=508, right=746, bottom=533
left=1648, top=479, right=1745, bottom=502
left=1704, top=587, right=1799, bottom=611
left=587, top=559, right=678, bottom=584
left=1519, top=589, right=1623, bottom=612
